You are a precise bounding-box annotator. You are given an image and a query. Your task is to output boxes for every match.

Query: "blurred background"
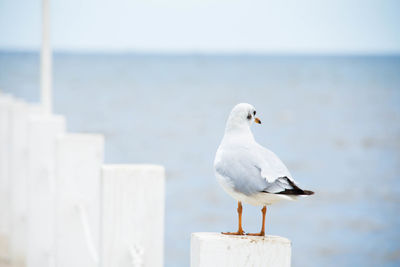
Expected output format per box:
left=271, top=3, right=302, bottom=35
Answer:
left=1, top=0, right=400, bottom=266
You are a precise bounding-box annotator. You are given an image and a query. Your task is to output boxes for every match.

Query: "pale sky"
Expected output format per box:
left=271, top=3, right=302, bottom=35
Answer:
left=0, top=0, right=399, bottom=53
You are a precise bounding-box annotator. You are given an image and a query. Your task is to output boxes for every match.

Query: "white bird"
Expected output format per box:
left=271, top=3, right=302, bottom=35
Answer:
left=214, top=103, right=313, bottom=236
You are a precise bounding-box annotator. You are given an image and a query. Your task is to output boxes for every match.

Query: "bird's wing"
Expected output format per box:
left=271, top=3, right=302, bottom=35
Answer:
left=215, top=145, right=270, bottom=196
left=251, top=143, right=314, bottom=195
left=252, top=143, right=293, bottom=183
left=254, top=143, right=315, bottom=195
left=247, top=143, right=301, bottom=193
left=214, top=143, right=298, bottom=195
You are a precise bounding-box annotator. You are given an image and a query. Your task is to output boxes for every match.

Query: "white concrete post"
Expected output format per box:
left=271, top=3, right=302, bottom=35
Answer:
left=9, top=101, right=43, bottom=267
left=0, top=94, right=13, bottom=265
left=55, top=134, right=104, bottom=267
left=101, top=165, right=165, bottom=267
left=26, top=114, right=66, bottom=267
left=41, top=0, right=52, bottom=114
left=191, top=233, right=291, bottom=267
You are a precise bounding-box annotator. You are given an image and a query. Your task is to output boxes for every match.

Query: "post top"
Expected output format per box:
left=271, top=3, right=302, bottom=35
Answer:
left=191, top=232, right=291, bottom=267
left=192, top=232, right=291, bottom=245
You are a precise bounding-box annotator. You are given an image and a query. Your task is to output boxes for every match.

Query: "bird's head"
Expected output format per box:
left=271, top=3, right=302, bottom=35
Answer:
left=225, top=103, right=261, bottom=132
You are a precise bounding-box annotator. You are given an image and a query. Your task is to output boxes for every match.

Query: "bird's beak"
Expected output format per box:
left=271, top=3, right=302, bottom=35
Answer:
left=254, top=117, right=261, bottom=124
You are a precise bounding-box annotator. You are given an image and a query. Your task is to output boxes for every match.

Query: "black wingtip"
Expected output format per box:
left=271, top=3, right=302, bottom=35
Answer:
left=276, top=189, right=314, bottom=195
left=302, top=190, right=314, bottom=195
left=276, top=177, right=315, bottom=196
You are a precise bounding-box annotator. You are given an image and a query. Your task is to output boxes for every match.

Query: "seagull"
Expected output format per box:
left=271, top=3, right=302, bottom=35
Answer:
left=214, top=103, right=314, bottom=236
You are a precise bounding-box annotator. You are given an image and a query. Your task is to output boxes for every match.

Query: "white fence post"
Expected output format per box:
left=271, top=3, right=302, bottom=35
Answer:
left=0, top=94, right=13, bottom=265
left=9, top=101, right=43, bottom=267
left=101, top=165, right=165, bottom=267
left=191, top=233, right=291, bottom=267
left=27, top=114, right=66, bottom=267
left=55, top=134, right=104, bottom=267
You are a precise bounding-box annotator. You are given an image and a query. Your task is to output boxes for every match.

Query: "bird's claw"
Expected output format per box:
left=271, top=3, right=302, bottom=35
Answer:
left=221, top=230, right=246, bottom=236
left=246, top=232, right=265, bottom=236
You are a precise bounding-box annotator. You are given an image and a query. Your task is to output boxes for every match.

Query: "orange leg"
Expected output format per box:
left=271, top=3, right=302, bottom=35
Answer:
left=247, top=206, right=267, bottom=236
left=222, top=201, right=245, bottom=235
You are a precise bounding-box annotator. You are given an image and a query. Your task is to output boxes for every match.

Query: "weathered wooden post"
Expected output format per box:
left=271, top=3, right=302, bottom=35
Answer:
left=26, top=114, right=66, bottom=267
left=101, top=165, right=165, bottom=267
left=0, top=94, right=13, bottom=266
left=55, top=134, right=104, bottom=267
left=191, top=233, right=291, bottom=267
left=9, top=101, right=43, bottom=267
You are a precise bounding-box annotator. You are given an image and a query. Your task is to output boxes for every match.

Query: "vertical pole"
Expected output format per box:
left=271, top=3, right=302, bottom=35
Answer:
left=0, top=95, right=13, bottom=265
left=101, top=165, right=165, bottom=267
left=9, top=102, right=43, bottom=267
left=27, top=114, right=65, bottom=267
left=55, top=134, right=104, bottom=267
left=41, top=0, right=52, bottom=114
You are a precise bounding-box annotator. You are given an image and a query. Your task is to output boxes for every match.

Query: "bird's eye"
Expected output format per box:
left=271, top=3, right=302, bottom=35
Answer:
left=253, top=111, right=256, bottom=116
left=247, top=113, right=252, bottom=120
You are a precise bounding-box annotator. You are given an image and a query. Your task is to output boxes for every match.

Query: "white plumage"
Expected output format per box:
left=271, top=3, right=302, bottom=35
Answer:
left=214, top=103, right=313, bottom=206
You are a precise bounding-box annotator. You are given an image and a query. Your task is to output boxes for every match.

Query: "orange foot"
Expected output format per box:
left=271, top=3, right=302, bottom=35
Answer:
left=246, top=231, right=265, bottom=236
left=222, top=230, right=245, bottom=235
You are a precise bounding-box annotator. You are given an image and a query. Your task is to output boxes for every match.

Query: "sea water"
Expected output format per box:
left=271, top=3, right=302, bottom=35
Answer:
left=1, top=52, right=399, bottom=267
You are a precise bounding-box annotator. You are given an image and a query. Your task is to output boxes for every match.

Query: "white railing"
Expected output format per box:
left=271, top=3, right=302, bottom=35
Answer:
left=0, top=93, right=165, bottom=267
